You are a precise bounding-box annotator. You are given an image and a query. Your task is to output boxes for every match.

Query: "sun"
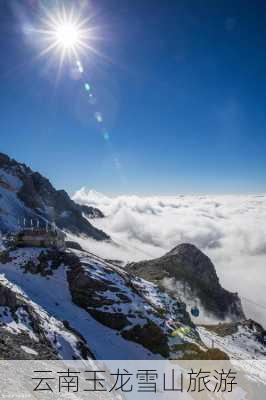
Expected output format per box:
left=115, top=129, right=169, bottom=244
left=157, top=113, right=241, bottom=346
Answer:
left=54, top=22, right=81, bottom=50
left=37, top=5, right=95, bottom=64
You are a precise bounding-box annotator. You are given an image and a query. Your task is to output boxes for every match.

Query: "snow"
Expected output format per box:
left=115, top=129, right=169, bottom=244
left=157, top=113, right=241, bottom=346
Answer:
left=197, top=326, right=266, bottom=360
left=0, top=273, right=87, bottom=360
left=0, top=305, right=37, bottom=340
left=0, top=249, right=161, bottom=360
left=20, top=346, right=38, bottom=356
left=197, top=326, right=266, bottom=386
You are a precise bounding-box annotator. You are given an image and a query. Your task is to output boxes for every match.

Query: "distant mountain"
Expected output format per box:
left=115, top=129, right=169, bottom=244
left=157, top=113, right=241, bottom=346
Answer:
left=0, top=152, right=109, bottom=240
left=126, top=243, right=245, bottom=322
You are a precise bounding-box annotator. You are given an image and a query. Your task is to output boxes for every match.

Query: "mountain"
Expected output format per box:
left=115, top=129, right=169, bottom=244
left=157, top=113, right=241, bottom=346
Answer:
left=0, top=152, right=108, bottom=240
left=0, top=242, right=264, bottom=361
left=126, top=243, right=245, bottom=322
left=0, top=152, right=264, bottom=363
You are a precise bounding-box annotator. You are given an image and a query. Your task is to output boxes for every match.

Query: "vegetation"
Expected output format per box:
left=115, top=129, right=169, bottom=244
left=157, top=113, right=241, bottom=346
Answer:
left=122, top=321, right=169, bottom=358
left=172, top=343, right=229, bottom=360
left=201, top=323, right=238, bottom=337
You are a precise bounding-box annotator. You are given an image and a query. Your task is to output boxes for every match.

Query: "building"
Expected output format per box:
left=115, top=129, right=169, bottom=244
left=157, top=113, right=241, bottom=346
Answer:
left=12, top=228, right=66, bottom=250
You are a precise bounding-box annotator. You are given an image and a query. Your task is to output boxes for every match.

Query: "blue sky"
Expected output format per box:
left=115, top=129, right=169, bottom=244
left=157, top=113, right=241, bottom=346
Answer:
left=0, top=0, right=266, bottom=195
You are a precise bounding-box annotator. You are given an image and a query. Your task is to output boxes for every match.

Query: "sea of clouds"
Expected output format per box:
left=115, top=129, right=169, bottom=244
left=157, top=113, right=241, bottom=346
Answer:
left=73, top=189, right=266, bottom=327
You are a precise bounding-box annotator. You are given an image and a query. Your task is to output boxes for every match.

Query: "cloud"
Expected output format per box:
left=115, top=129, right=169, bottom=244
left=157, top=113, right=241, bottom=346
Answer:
left=73, top=189, right=266, bottom=327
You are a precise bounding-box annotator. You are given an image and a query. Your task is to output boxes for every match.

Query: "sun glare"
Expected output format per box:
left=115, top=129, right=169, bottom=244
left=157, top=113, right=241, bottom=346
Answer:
left=55, top=22, right=80, bottom=50
left=37, top=5, right=95, bottom=66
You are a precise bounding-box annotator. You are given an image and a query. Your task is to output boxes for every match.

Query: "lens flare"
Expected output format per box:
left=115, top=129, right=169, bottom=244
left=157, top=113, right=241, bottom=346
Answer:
left=95, top=112, right=103, bottom=123
left=103, top=131, right=110, bottom=141
left=84, top=82, right=91, bottom=91
left=76, top=60, right=84, bottom=73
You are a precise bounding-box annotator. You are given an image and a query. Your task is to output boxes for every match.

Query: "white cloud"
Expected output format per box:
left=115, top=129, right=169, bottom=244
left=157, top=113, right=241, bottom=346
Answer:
left=73, top=189, right=266, bottom=327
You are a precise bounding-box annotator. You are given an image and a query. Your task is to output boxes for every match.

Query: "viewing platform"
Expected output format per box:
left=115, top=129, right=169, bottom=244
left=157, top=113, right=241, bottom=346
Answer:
left=9, top=227, right=66, bottom=250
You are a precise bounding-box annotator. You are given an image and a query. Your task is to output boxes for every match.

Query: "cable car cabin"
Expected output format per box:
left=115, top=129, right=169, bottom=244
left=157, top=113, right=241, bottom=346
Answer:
left=13, top=228, right=66, bottom=250
left=191, top=306, right=200, bottom=318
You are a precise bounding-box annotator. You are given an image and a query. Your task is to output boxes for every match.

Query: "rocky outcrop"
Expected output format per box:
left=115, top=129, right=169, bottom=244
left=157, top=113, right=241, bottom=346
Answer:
left=67, top=256, right=170, bottom=356
left=126, top=243, right=245, bottom=321
left=64, top=250, right=201, bottom=358
left=241, top=320, right=266, bottom=346
left=78, top=204, right=104, bottom=219
left=202, top=319, right=266, bottom=344
left=17, top=172, right=108, bottom=239
left=65, top=240, right=84, bottom=251
left=0, top=152, right=108, bottom=240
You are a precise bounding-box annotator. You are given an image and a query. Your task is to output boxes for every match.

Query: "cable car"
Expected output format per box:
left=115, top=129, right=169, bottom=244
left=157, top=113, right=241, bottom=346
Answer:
left=191, top=305, right=200, bottom=317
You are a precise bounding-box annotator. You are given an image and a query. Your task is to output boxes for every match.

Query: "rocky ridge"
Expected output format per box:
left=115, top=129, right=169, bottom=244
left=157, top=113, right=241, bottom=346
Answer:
left=0, top=152, right=108, bottom=240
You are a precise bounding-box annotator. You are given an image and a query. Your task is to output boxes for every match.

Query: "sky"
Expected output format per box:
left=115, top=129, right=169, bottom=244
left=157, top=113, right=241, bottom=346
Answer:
left=0, top=0, right=266, bottom=195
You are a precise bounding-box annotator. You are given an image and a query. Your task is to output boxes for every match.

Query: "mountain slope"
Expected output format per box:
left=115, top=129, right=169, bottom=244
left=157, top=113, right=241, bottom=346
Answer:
left=0, top=152, right=108, bottom=240
left=0, top=273, right=94, bottom=360
left=0, top=243, right=264, bottom=360
left=0, top=243, right=206, bottom=359
left=126, top=243, right=245, bottom=322
left=198, top=320, right=266, bottom=360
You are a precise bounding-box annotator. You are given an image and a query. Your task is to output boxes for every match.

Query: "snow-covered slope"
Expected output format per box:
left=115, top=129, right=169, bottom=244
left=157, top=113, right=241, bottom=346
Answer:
left=0, top=245, right=202, bottom=359
left=198, top=321, right=266, bottom=360
left=0, top=244, right=264, bottom=360
left=0, top=273, right=93, bottom=359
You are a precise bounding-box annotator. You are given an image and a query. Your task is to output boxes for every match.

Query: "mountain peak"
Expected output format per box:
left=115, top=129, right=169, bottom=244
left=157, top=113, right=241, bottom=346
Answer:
left=0, top=152, right=109, bottom=240
left=163, top=243, right=219, bottom=286
left=166, top=243, right=205, bottom=257
left=73, top=187, right=110, bottom=207
left=126, top=243, right=245, bottom=322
